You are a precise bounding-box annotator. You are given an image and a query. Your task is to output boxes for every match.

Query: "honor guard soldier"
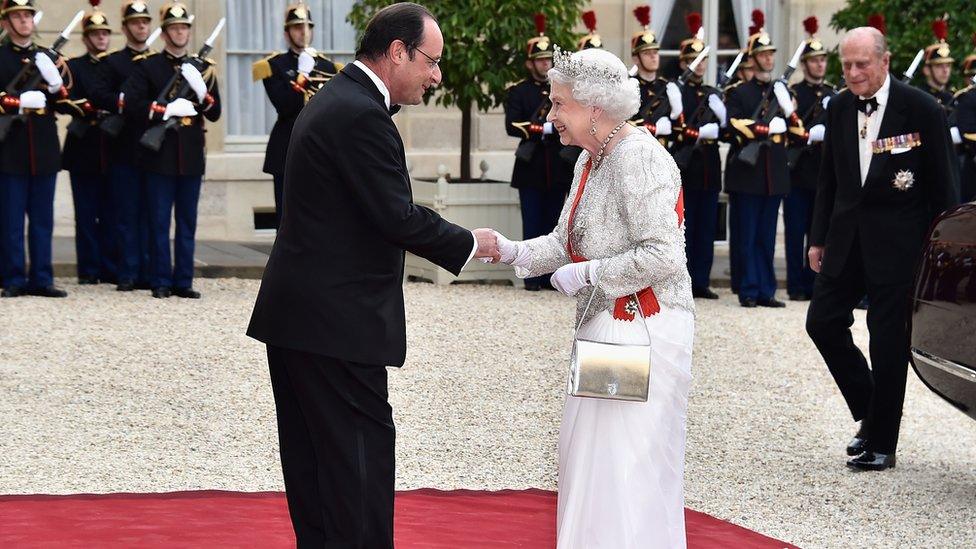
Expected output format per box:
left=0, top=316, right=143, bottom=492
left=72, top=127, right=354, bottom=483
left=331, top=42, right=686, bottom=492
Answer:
left=62, top=1, right=117, bottom=286
left=87, top=0, right=155, bottom=292
left=577, top=10, right=600, bottom=51
left=724, top=10, right=803, bottom=308
left=670, top=13, right=724, bottom=299
left=785, top=17, right=836, bottom=301
left=503, top=14, right=573, bottom=291
left=253, top=3, right=340, bottom=229
left=954, top=36, right=976, bottom=201
left=628, top=6, right=680, bottom=145
left=122, top=2, right=221, bottom=299
left=0, top=0, right=73, bottom=298
left=920, top=18, right=955, bottom=110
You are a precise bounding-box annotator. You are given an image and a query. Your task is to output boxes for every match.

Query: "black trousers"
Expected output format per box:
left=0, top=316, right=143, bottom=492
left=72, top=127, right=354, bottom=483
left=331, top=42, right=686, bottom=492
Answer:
left=805, top=242, right=913, bottom=454
left=267, top=345, right=395, bottom=548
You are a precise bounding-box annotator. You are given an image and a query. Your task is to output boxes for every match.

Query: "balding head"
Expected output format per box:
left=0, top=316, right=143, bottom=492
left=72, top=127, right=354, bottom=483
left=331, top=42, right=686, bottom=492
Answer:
left=839, top=27, right=890, bottom=97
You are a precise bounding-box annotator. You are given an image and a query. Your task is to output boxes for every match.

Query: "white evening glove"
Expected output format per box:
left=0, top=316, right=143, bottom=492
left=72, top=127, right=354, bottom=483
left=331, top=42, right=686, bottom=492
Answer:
left=807, top=124, right=826, bottom=145
left=542, top=122, right=554, bottom=135
left=117, top=92, right=125, bottom=113
left=950, top=127, right=962, bottom=145
left=654, top=116, right=672, bottom=137
left=162, top=97, right=198, bottom=121
left=18, top=90, right=46, bottom=112
left=298, top=50, right=315, bottom=76
left=698, top=122, right=720, bottom=141
left=666, top=82, right=683, bottom=119
left=550, top=261, right=598, bottom=297
left=34, top=52, right=62, bottom=93
left=767, top=116, right=787, bottom=135
left=772, top=81, right=794, bottom=117
left=181, top=63, right=208, bottom=102
left=821, top=95, right=831, bottom=110
left=707, top=94, right=727, bottom=126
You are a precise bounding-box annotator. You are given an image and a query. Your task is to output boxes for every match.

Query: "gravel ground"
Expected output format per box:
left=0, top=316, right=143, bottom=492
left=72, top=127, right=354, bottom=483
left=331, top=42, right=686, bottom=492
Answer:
left=0, top=278, right=973, bottom=547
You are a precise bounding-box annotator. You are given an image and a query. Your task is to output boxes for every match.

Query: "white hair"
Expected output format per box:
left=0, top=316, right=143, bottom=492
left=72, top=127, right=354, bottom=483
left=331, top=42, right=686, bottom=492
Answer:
left=548, top=48, right=641, bottom=122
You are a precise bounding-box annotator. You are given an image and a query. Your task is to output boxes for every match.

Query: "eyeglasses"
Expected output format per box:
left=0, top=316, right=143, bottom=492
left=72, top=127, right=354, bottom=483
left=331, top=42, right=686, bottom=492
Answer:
left=414, top=46, right=440, bottom=70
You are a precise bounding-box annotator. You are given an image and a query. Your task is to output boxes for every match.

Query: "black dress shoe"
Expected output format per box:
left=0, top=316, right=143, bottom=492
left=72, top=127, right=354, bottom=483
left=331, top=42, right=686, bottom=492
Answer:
left=847, top=451, right=896, bottom=471
left=78, top=276, right=99, bottom=285
left=740, top=298, right=757, bottom=308
left=855, top=296, right=869, bottom=310
left=693, top=287, right=720, bottom=299
left=117, top=281, right=135, bottom=292
left=847, top=436, right=869, bottom=456
left=524, top=283, right=541, bottom=292
left=757, top=297, right=786, bottom=308
left=152, top=287, right=172, bottom=299
left=172, top=287, right=201, bottom=299
left=1, top=286, right=24, bottom=298
left=788, top=292, right=811, bottom=301
left=27, top=286, right=68, bottom=298
left=135, top=281, right=152, bottom=290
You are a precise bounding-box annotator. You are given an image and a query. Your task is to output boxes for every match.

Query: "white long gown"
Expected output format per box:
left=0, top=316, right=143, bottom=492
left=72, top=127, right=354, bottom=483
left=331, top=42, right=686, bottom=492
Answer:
left=556, top=308, right=694, bottom=549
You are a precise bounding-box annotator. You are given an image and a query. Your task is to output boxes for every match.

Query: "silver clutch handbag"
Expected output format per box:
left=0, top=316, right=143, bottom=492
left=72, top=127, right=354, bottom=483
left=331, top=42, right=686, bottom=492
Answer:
left=568, top=269, right=652, bottom=402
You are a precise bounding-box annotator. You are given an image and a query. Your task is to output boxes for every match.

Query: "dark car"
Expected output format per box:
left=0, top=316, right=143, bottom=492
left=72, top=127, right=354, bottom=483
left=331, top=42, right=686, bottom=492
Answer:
left=910, top=201, right=976, bottom=421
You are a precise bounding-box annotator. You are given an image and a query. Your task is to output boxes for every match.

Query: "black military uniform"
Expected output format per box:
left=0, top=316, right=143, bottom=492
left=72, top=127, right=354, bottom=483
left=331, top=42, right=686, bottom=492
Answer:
left=955, top=48, right=976, bottom=201
left=722, top=49, right=753, bottom=295
left=628, top=13, right=670, bottom=145
left=670, top=14, right=722, bottom=298
left=724, top=24, right=804, bottom=307
left=63, top=7, right=116, bottom=285
left=785, top=19, right=836, bottom=301
left=0, top=0, right=72, bottom=297
left=253, top=4, right=340, bottom=229
left=504, top=15, right=573, bottom=291
left=122, top=2, right=221, bottom=298
left=87, top=0, right=154, bottom=291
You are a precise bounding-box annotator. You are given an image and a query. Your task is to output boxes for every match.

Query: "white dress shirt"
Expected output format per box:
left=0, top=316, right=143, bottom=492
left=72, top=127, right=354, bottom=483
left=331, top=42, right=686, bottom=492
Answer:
left=352, top=60, right=480, bottom=265
left=857, top=74, right=891, bottom=186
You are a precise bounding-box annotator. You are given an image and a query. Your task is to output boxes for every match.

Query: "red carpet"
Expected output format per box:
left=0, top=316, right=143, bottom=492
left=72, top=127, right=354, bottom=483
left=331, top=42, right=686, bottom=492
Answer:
left=0, top=489, right=796, bottom=548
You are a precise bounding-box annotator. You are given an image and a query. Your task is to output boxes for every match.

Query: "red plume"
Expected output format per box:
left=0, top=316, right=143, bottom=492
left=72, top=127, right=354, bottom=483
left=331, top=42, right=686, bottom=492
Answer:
left=932, top=19, right=948, bottom=41
left=748, top=25, right=759, bottom=36
left=686, top=13, right=702, bottom=36
left=803, top=16, right=818, bottom=36
left=533, top=13, right=546, bottom=35
left=751, top=9, right=764, bottom=29
left=633, top=5, right=650, bottom=28
left=89, top=0, right=101, bottom=6
left=582, top=10, right=597, bottom=33
left=868, top=14, right=886, bottom=35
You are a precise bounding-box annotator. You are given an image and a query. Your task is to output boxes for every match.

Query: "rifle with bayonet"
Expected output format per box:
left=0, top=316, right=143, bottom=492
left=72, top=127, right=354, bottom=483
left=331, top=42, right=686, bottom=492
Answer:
left=737, top=41, right=805, bottom=167
left=672, top=49, right=736, bottom=170
left=644, top=35, right=709, bottom=128
left=139, top=17, right=225, bottom=152
left=0, top=10, right=84, bottom=142
left=902, top=49, right=924, bottom=84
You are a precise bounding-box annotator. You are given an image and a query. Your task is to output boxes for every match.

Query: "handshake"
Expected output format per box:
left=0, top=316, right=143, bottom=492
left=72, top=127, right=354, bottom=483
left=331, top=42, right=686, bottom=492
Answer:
left=470, top=228, right=597, bottom=297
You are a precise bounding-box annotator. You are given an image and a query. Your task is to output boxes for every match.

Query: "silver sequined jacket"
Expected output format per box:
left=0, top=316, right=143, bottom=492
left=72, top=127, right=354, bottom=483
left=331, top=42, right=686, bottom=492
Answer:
left=515, top=130, right=695, bottom=324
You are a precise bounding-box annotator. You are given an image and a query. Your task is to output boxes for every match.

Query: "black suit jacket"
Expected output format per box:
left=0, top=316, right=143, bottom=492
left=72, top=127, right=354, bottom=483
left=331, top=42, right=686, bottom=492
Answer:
left=811, top=78, right=960, bottom=285
left=247, top=63, right=474, bottom=366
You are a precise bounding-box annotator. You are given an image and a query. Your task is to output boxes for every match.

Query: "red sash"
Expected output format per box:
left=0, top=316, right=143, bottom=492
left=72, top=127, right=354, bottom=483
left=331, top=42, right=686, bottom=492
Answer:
left=567, top=158, right=685, bottom=321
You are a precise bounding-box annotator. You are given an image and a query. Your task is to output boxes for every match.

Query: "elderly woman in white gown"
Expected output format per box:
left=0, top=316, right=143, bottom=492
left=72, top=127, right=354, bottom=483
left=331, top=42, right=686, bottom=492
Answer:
left=495, top=47, right=696, bottom=548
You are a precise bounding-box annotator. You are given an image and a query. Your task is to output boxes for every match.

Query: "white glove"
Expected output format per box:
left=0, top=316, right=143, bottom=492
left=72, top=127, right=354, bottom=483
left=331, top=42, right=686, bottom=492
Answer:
left=698, top=122, right=719, bottom=141
left=298, top=50, right=315, bottom=76
left=34, top=52, right=62, bottom=93
left=707, top=94, right=727, bottom=126
left=543, top=122, right=554, bottom=135
left=772, top=81, right=794, bottom=117
left=550, top=261, right=598, bottom=297
left=118, top=92, right=125, bottom=113
left=807, top=123, right=826, bottom=145
left=180, top=63, right=208, bottom=102
left=767, top=116, right=787, bottom=135
left=18, top=90, right=46, bottom=112
left=950, top=127, right=962, bottom=145
left=666, top=82, right=683, bottom=119
left=654, top=116, right=672, bottom=136
left=821, top=95, right=831, bottom=111
left=162, top=97, right=198, bottom=121
left=495, top=231, right=520, bottom=264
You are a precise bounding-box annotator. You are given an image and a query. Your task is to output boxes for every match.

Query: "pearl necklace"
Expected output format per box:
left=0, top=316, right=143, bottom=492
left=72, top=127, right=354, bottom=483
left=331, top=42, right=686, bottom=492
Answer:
left=593, top=120, right=628, bottom=170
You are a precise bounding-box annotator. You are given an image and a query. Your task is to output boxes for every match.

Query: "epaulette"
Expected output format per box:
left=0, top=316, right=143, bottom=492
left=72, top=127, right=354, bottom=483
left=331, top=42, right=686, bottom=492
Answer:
left=96, top=51, right=110, bottom=59
left=132, top=50, right=158, bottom=62
left=823, top=80, right=836, bottom=89
left=333, top=61, right=345, bottom=71
left=724, top=80, right=744, bottom=92
left=955, top=85, right=975, bottom=99
left=251, top=51, right=280, bottom=82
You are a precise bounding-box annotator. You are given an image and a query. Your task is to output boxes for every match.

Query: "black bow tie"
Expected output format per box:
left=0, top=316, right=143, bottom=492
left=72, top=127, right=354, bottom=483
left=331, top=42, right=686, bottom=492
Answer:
left=856, top=97, right=878, bottom=115
left=389, top=104, right=401, bottom=116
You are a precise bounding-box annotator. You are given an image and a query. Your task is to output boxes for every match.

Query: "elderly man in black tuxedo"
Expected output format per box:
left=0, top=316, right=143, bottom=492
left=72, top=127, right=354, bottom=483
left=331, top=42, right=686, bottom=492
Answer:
left=806, top=27, right=959, bottom=471
left=247, top=4, right=500, bottom=546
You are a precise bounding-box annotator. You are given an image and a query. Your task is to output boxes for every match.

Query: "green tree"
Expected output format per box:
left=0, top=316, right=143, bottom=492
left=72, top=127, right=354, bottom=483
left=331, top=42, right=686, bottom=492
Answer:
left=829, top=1, right=975, bottom=90
left=348, top=0, right=586, bottom=181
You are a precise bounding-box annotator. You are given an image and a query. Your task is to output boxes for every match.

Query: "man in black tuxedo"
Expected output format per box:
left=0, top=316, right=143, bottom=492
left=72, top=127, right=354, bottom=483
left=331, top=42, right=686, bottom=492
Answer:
left=247, top=4, right=500, bottom=546
left=805, top=27, right=959, bottom=471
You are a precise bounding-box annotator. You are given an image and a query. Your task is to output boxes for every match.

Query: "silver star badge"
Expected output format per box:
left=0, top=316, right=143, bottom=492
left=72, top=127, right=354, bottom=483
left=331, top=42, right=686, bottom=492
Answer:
left=892, top=169, right=915, bottom=191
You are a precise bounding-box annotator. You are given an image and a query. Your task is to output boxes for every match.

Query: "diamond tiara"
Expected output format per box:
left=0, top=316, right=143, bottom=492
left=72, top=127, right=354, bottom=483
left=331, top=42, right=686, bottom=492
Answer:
left=552, top=46, right=625, bottom=83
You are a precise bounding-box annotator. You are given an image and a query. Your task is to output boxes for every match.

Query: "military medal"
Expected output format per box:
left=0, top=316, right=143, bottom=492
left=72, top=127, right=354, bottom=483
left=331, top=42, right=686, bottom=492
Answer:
left=892, top=169, right=915, bottom=191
